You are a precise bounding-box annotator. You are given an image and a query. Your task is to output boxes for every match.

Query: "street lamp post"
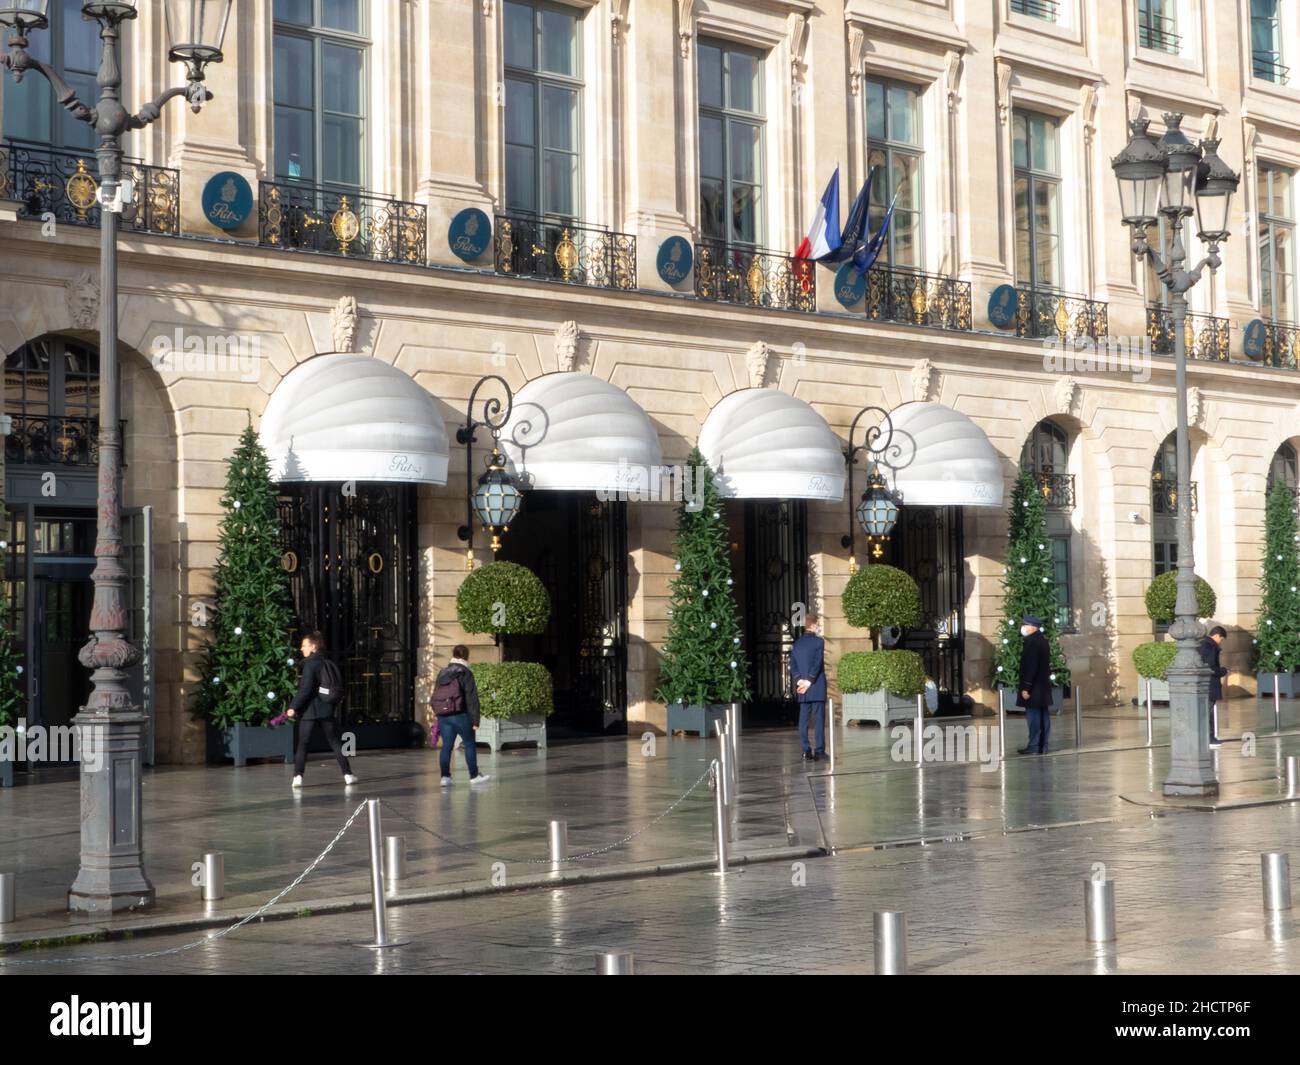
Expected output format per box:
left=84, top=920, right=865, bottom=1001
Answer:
left=1, top=0, right=231, bottom=910
left=842, top=406, right=907, bottom=573
left=1112, top=114, right=1239, bottom=797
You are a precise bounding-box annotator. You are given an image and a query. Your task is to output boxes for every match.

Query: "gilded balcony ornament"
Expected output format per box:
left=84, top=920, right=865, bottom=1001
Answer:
left=265, top=185, right=283, bottom=244
left=747, top=257, right=765, bottom=303
left=555, top=228, right=579, bottom=281
left=910, top=281, right=928, bottom=323
left=148, top=171, right=177, bottom=234
left=1184, top=319, right=1195, bottom=353
left=332, top=196, right=361, bottom=255
left=370, top=203, right=393, bottom=261
left=498, top=219, right=515, bottom=270
left=65, top=159, right=97, bottom=221
left=1053, top=297, right=1070, bottom=339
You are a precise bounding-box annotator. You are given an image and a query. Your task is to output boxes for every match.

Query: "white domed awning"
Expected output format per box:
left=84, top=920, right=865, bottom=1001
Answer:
left=500, top=372, right=663, bottom=493
left=884, top=401, right=1003, bottom=507
left=698, top=389, right=845, bottom=501
left=259, top=353, right=449, bottom=485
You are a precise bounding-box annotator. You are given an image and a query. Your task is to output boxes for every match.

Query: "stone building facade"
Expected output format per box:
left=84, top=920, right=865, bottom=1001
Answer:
left=1, top=0, right=1298, bottom=765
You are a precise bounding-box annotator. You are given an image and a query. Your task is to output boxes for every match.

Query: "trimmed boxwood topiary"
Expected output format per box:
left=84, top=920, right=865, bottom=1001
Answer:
left=842, top=564, right=922, bottom=640
left=457, top=561, right=551, bottom=635
left=471, top=661, right=555, bottom=719
left=837, top=650, right=927, bottom=698
left=1144, top=571, right=1216, bottom=624
left=1133, top=641, right=1178, bottom=679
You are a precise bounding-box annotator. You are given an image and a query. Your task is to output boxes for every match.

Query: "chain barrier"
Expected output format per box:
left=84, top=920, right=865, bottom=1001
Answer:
left=381, top=764, right=714, bottom=865
left=0, top=799, right=370, bottom=968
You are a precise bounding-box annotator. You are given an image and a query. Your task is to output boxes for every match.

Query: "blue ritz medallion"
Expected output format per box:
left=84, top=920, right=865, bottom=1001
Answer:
left=449, top=208, right=492, bottom=262
left=201, top=172, right=254, bottom=230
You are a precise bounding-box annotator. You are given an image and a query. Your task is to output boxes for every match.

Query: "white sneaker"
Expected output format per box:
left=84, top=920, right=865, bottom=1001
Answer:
left=440, top=776, right=453, bottom=788
left=344, top=774, right=358, bottom=785
left=291, top=775, right=303, bottom=789
left=470, top=774, right=491, bottom=786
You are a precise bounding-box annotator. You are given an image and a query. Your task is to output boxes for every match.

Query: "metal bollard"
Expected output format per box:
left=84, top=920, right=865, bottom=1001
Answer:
left=595, top=951, right=634, bottom=974
left=1145, top=680, right=1153, bottom=747
left=718, top=723, right=733, bottom=809
left=712, top=760, right=728, bottom=874
left=361, top=798, right=405, bottom=949
left=827, top=698, right=836, bottom=770
left=727, top=702, right=741, bottom=767
left=0, top=872, right=14, bottom=924
left=384, top=835, right=406, bottom=888
left=915, top=694, right=924, bottom=766
left=1287, top=756, right=1300, bottom=799
left=873, top=911, right=907, bottom=974
left=1261, top=852, right=1292, bottom=912
left=201, top=851, right=224, bottom=902
left=548, top=820, right=568, bottom=863
left=1084, top=879, right=1116, bottom=943
left=998, top=687, right=1006, bottom=760
left=1075, top=685, right=1083, bottom=746
left=1275, top=676, right=1282, bottom=734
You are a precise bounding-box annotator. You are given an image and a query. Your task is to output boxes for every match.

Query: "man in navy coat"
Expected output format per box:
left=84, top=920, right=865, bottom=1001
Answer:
left=790, top=613, right=827, bottom=761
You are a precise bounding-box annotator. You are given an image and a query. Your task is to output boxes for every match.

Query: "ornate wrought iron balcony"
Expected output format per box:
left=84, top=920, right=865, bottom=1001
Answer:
left=866, top=265, right=972, bottom=331
left=694, top=241, right=816, bottom=312
left=0, top=139, right=179, bottom=236
left=493, top=214, right=636, bottom=289
left=1146, top=306, right=1230, bottom=361
left=1250, top=320, right=1300, bottom=370
left=4, top=415, right=125, bottom=468
left=258, top=181, right=427, bottom=264
left=1151, top=478, right=1198, bottom=515
left=1033, top=472, right=1075, bottom=511
left=1013, top=288, right=1109, bottom=342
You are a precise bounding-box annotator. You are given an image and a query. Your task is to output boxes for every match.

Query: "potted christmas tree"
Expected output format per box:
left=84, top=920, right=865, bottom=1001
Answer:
left=659, top=449, right=750, bottom=737
left=1255, top=483, right=1300, bottom=698
left=196, top=426, right=299, bottom=766
left=989, top=469, right=1071, bottom=711
left=1132, top=570, right=1217, bottom=703
left=456, top=560, right=553, bottom=751
left=838, top=564, right=926, bottom=727
left=0, top=585, right=20, bottom=788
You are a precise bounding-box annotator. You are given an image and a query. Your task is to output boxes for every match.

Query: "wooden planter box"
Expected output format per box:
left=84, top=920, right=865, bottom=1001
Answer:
left=207, top=723, right=295, bottom=767
left=468, top=715, right=548, bottom=753
left=1258, top=672, right=1300, bottom=698
left=1136, top=677, right=1170, bottom=704
left=666, top=702, right=727, bottom=738
left=843, top=690, right=917, bottom=729
left=0, top=760, right=12, bottom=788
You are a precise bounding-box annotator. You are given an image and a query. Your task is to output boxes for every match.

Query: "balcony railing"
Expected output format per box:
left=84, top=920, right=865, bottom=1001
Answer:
left=0, top=139, right=179, bottom=236
left=1014, top=288, right=1109, bottom=342
left=1146, top=306, right=1230, bottom=361
left=1250, top=320, right=1300, bottom=370
left=258, top=181, right=427, bottom=263
left=1252, top=50, right=1290, bottom=84
left=493, top=214, right=636, bottom=289
left=1010, top=0, right=1058, bottom=20
left=1152, top=478, right=1198, bottom=515
left=1032, top=471, right=1075, bottom=511
left=1138, top=11, right=1180, bottom=53
left=866, top=265, right=972, bottom=331
left=4, top=415, right=125, bottom=468
left=694, top=242, right=816, bottom=313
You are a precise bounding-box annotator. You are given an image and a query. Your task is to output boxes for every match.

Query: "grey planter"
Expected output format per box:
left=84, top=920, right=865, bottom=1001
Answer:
left=207, top=723, right=295, bottom=767
left=1000, top=686, right=1065, bottom=713
left=1258, top=672, right=1300, bottom=698
left=1136, top=677, right=1170, bottom=704
left=667, top=702, right=728, bottom=738
left=0, top=759, right=12, bottom=788
left=470, top=715, right=548, bottom=753
left=843, top=690, right=918, bottom=729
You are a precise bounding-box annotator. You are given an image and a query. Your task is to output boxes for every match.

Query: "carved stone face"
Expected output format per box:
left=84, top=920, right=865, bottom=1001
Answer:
left=67, top=271, right=100, bottom=330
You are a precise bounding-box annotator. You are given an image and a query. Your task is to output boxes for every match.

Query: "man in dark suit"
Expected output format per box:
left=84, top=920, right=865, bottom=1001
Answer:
left=1200, top=625, right=1228, bottom=748
left=790, top=613, right=827, bottom=762
left=1016, top=615, right=1053, bottom=755
left=286, top=631, right=356, bottom=788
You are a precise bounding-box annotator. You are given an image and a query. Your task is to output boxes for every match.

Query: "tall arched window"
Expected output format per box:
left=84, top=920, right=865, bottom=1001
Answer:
left=1020, top=419, right=1073, bottom=630
left=1267, top=441, right=1298, bottom=499
left=4, top=336, right=101, bottom=466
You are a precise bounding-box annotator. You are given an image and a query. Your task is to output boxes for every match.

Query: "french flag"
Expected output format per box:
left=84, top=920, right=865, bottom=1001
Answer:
left=795, top=167, right=841, bottom=262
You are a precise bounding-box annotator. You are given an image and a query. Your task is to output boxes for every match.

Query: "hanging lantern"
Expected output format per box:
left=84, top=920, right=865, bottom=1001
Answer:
left=471, top=447, right=523, bottom=556
left=855, top=465, right=900, bottom=561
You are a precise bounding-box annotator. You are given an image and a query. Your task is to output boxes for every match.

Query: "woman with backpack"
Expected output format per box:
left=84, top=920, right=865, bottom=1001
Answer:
left=430, top=646, right=490, bottom=787
left=286, top=631, right=358, bottom=789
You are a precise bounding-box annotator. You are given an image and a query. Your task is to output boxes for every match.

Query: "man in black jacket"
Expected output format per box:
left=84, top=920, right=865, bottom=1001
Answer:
left=432, top=645, right=490, bottom=787
left=1016, top=615, right=1054, bottom=755
left=1200, top=625, right=1228, bottom=748
left=286, top=632, right=356, bottom=788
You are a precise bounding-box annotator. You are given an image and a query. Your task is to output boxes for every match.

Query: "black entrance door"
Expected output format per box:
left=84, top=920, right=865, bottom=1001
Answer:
left=740, top=499, right=808, bottom=725
left=33, top=573, right=93, bottom=743
left=501, top=492, right=628, bottom=737
left=277, top=483, right=417, bottom=747
left=888, top=506, right=966, bottom=713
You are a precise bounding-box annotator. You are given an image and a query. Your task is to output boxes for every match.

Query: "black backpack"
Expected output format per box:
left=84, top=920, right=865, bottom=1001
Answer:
left=316, top=656, right=345, bottom=707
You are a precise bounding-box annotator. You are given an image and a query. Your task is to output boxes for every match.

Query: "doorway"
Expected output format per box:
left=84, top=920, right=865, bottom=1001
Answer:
left=500, top=492, right=628, bottom=738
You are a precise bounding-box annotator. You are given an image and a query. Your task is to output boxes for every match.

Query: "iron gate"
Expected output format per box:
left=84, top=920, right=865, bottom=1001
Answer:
left=277, top=483, right=417, bottom=746
left=889, top=505, right=966, bottom=711
left=572, top=496, right=628, bottom=734
left=743, top=500, right=809, bottom=723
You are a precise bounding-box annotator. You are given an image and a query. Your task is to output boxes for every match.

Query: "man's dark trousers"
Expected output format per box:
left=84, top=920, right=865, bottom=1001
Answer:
left=1025, top=706, right=1051, bottom=753
left=294, top=718, right=352, bottom=776
left=798, top=701, right=825, bottom=756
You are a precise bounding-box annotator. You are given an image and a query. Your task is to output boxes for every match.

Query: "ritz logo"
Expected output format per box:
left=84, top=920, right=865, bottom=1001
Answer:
left=206, top=177, right=243, bottom=225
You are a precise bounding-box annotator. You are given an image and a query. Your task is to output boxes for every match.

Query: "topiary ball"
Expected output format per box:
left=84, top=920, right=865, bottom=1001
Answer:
left=456, top=561, right=551, bottom=635
left=842, top=563, right=922, bottom=632
left=1143, top=570, right=1216, bottom=623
